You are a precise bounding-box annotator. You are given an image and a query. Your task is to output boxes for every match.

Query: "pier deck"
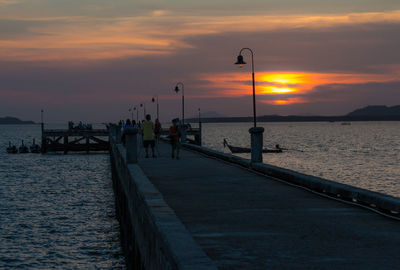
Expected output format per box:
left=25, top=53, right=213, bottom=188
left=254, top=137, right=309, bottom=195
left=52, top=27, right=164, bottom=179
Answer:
left=137, top=142, right=400, bottom=269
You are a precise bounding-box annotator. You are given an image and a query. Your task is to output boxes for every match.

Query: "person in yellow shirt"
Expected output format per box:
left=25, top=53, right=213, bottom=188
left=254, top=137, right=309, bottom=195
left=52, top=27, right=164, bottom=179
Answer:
left=141, top=114, right=156, bottom=158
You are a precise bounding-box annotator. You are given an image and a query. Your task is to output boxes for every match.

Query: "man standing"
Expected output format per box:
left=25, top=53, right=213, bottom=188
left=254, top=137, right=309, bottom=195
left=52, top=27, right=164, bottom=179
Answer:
left=141, top=114, right=156, bottom=158
left=169, top=118, right=181, bottom=159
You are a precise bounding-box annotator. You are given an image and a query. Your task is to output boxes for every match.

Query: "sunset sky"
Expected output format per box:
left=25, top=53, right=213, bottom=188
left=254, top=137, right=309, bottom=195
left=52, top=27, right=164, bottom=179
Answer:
left=1, top=0, right=400, bottom=123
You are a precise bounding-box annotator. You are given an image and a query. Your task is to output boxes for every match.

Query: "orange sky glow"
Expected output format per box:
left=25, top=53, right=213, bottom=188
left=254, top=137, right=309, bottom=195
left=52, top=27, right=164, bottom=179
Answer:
left=199, top=70, right=400, bottom=105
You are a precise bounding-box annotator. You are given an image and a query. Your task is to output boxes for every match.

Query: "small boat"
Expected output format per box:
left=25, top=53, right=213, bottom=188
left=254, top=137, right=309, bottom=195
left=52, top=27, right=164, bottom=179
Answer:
left=18, top=140, right=29, bottom=153
left=6, top=142, right=18, bottom=154
left=30, top=139, right=41, bottom=153
left=223, top=139, right=282, bottom=154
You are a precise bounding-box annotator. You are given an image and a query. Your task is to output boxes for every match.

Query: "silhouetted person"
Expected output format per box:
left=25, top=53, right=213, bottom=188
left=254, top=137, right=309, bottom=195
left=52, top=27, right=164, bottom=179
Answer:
left=121, top=119, right=133, bottom=145
left=141, top=114, right=156, bottom=158
left=169, top=118, right=181, bottom=159
left=154, top=118, right=161, bottom=142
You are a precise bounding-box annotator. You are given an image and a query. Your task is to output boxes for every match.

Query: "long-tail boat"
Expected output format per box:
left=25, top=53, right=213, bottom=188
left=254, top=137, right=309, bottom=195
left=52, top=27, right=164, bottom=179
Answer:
left=223, top=139, right=282, bottom=154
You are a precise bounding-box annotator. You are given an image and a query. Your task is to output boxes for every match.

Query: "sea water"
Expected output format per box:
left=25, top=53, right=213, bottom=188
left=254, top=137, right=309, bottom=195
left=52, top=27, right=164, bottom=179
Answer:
left=201, top=121, right=400, bottom=198
left=0, top=124, right=125, bottom=269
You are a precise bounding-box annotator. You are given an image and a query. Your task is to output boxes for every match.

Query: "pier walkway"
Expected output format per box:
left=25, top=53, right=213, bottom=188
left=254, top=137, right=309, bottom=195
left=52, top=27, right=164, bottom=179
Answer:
left=136, top=142, right=400, bottom=269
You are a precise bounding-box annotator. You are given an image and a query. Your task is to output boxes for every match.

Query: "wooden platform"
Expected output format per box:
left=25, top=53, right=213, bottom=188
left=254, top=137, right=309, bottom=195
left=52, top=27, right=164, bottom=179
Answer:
left=41, top=129, right=109, bottom=153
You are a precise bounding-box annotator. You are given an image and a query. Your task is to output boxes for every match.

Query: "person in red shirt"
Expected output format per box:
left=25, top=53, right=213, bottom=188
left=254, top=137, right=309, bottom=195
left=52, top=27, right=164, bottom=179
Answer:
left=169, top=118, right=181, bottom=159
left=154, top=118, right=162, bottom=143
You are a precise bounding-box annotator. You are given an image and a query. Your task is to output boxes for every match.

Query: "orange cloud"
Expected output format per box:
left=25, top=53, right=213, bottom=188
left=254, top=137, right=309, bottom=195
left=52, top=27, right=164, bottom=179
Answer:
left=1, top=10, right=400, bottom=61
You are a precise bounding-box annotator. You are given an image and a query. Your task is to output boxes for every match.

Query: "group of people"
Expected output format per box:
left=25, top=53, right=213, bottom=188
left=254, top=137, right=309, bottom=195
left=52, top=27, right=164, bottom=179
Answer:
left=120, top=115, right=181, bottom=159
left=68, top=121, right=93, bottom=130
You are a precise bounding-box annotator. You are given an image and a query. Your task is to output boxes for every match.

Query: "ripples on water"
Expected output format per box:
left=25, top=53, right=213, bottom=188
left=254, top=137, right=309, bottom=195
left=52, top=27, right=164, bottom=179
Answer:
left=201, top=122, right=400, bottom=198
left=0, top=125, right=125, bottom=269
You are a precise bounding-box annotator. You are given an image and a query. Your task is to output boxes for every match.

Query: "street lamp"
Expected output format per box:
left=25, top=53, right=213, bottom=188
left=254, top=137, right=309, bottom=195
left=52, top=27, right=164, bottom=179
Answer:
left=152, top=95, right=159, bottom=120
left=133, top=106, right=139, bottom=122
left=140, top=103, right=146, bottom=118
left=41, top=109, right=44, bottom=132
left=235, top=47, right=264, bottom=163
left=174, top=82, right=184, bottom=124
left=235, top=47, right=257, bottom=128
left=198, top=107, right=201, bottom=123
left=128, top=108, right=133, bottom=120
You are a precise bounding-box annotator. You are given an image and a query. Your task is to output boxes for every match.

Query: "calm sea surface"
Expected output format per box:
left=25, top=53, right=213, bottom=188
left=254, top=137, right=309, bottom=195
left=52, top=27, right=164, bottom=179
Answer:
left=0, top=124, right=125, bottom=269
left=201, top=121, right=400, bottom=198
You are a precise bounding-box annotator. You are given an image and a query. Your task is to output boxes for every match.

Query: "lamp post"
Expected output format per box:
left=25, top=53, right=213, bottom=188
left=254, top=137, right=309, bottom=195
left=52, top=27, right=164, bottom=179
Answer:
left=41, top=109, right=44, bottom=131
left=128, top=108, right=133, bottom=120
left=235, top=48, right=264, bottom=163
left=41, top=109, right=45, bottom=153
left=235, top=47, right=257, bottom=128
left=198, top=107, right=201, bottom=124
left=152, top=95, right=159, bottom=120
left=174, top=82, right=184, bottom=125
left=133, top=106, right=139, bottom=122
left=40, top=109, right=43, bottom=129
left=140, top=103, right=146, bottom=118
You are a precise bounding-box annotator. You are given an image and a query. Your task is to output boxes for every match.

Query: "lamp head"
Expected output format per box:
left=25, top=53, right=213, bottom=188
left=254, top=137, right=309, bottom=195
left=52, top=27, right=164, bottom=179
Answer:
left=140, top=103, right=143, bottom=107
left=174, top=85, right=180, bottom=93
left=152, top=97, right=155, bottom=102
left=235, top=54, right=246, bottom=67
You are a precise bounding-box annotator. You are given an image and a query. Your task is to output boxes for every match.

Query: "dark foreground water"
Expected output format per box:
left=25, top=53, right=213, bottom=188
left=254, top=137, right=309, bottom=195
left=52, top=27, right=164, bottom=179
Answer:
left=0, top=125, right=125, bottom=269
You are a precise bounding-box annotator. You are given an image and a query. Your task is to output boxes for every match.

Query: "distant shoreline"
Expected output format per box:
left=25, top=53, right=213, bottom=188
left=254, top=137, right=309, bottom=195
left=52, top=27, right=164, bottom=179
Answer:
left=0, top=117, right=35, bottom=125
left=189, top=105, right=400, bottom=123
left=187, top=115, right=400, bottom=123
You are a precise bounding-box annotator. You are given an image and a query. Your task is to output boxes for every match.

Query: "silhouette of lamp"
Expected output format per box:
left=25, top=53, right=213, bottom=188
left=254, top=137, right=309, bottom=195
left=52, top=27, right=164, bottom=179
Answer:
left=133, top=106, right=138, bottom=122
left=140, top=103, right=146, bottom=118
left=152, top=96, right=159, bottom=120
left=235, top=48, right=257, bottom=127
left=128, top=108, right=133, bottom=120
left=174, top=82, right=185, bottom=124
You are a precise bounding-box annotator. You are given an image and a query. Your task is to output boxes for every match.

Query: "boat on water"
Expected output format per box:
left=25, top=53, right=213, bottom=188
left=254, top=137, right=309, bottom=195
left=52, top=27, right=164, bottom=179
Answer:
left=18, top=140, right=29, bottom=153
left=223, top=139, right=283, bottom=154
left=6, top=142, right=18, bottom=154
left=30, top=139, right=41, bottom=153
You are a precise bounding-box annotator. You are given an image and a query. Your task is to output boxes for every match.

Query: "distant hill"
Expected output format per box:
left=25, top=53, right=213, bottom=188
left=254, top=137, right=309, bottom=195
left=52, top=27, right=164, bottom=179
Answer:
left=347, top=105, right=400, bottom=116
left=0, top=116, right=35, bottom=125
left=186, top=105, right=400, bottom=123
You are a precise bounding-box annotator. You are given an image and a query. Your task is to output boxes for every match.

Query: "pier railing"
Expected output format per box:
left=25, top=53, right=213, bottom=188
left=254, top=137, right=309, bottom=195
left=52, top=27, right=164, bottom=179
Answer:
left=182, top=143, right=400, bottom=219
left=108, top=127, right=217, bottom=269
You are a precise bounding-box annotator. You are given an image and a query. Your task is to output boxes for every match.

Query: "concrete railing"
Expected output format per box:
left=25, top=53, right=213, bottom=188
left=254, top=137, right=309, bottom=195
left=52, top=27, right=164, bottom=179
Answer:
left=109, top=134, right=217, bottom=270
left=182, top=143, right=400, bottom=218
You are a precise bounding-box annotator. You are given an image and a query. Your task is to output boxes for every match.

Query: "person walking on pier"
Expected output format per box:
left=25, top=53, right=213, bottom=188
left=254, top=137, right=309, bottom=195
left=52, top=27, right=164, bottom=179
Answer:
left=169, top=118, right=181, bottom=159
left=154, top=119, right=161, bottom=142
left=142, top=114, right=156, bottom=158
left=121, top=119, right=133, bottom=146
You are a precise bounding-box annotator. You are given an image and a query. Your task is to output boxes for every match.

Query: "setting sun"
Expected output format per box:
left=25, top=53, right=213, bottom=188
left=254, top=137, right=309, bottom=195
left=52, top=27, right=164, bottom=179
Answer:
left=260, top=87, right=296, bottom=94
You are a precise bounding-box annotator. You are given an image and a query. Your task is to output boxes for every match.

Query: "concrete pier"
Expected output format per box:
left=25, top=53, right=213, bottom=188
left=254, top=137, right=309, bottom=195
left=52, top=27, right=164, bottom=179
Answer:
left=110, top=135, right=400, bottom=269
